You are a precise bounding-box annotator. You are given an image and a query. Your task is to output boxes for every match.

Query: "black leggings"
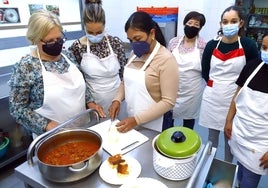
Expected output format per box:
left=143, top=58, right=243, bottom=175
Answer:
left=162, top=113, right=195, bottom=131
left=162, top=110, right=174, bottom=131
left=183, top=119, right=195, bottom=129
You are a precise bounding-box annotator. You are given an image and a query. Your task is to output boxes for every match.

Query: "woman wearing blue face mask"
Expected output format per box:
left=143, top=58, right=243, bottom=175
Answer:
left=199, top=5, right=259, bottom=163
left=69, top=0, right=127, bottom=118
left=224, top=34, right=268, bottom=188
left=108, top=11, right=178, bottom=133
left=9, top=10, right=97, bottom=136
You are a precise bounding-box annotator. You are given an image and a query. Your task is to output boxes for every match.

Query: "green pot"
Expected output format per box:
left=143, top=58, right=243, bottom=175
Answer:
left=156, top=126, right=201, bottom=158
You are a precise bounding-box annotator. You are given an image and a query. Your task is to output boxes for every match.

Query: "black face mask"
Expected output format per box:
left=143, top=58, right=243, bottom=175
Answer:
left=184, top=25, right=200, bottom=39
left=42, top=38, right=64, bottom=56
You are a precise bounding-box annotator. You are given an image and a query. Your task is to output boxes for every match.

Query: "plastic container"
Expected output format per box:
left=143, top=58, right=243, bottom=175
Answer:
left=203, top=158, right=238, bottom=188
left=137, top=7, right=178, bottom=15
left=137, top=6, right=179, bottom=43
left=0, top=137, right=10, bottom=159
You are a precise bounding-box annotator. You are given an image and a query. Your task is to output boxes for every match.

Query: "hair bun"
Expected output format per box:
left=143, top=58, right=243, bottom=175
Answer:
left=85, top=0, right=102, bottom=5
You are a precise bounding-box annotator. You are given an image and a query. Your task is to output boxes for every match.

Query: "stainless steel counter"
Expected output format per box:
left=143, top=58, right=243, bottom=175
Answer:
left=15, top=127, right=216, bottom=188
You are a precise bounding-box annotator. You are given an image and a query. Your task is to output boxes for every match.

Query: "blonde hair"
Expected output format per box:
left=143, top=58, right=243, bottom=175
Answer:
left=26, top=9, right=63, bottom=44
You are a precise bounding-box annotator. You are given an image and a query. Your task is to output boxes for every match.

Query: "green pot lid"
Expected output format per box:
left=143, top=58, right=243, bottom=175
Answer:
left=156, top=126, right=201, bottom=158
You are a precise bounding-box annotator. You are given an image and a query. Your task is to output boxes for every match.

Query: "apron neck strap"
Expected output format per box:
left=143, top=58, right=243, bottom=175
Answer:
left=127, top=54, right=136, bottom=66
left=126, top=41, right=161, bottom=71
left=216, top=37, right=242, bottom=49
left=37, top=49, right=45, bottom=69
left=177, top=36, right=198, bottom=49
left=141, top=41, right=161, bottom=71
left=244, top=62, right=264, bottom=86
left=105, top=35, right=114, bottom=54
left=86, top=39, right=90, bottom=53
left=37, top=49, right=69, bottom=69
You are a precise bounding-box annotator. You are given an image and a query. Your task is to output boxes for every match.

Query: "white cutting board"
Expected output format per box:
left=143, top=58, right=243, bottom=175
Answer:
left=88, top=119, right=149, bottom=156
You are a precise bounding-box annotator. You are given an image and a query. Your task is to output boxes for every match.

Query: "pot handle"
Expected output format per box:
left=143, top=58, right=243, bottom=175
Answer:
left=27, top=109, right=100, bottom=165
left=68, top=162, right=88, bottom=172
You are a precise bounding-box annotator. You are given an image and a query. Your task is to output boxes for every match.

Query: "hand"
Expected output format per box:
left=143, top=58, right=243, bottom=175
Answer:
left=87, top=102, right=106, bottom=118
left=109, top=100, right=120, bottom=120
left=45, top=121, right=58, bottom=131
left=224, top=121, right=232, bottom=139
left=115, top=117, right=137, bottom=133
left=260, top=151, right=268, bottom=169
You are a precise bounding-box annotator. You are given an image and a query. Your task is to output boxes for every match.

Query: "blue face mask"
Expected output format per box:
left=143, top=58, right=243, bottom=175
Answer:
left=87, top=33, right=105, bottom=43
left=261, top=50, right=268, bottom=64
left=222, top=23, right=239, bottom=37
left=131, top=41, right=150, bottom=58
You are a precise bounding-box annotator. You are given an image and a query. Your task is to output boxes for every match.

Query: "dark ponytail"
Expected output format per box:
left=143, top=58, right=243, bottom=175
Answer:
left=84, top=0, right=102, bottom=5
left=153, top=21, right=166, bottom=47
left=83, top=0, right=105, bottom=25
left=125, top=11, right=166, bottom=47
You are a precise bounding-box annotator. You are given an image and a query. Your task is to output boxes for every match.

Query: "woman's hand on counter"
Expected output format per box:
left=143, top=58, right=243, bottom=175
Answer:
left=46, top=120, right=59, bottom=131
left=116, top=117, right=137, bottom=133
left=108, top=100, right=121, bottom=120
left=87, top=102, right=106, bottom=118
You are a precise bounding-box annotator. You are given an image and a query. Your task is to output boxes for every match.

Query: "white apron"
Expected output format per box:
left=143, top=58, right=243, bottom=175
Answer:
left=124, top=42, right=163, bottom=132
left=172, top=37, right=205, bottom=119
left=35, top=52, right=86, bottom=123
left=229, top=62, right=268, bottom=175
left=199, top=37, right=246, bottom=131
left=80, top=36, right=121, bottom=115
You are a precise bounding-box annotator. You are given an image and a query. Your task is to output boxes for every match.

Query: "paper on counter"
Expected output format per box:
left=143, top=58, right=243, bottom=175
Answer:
left=88, top=119, right=149, bottom=156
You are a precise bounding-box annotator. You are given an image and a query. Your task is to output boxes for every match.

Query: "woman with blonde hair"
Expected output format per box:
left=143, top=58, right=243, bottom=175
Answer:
left=9, top=9, right=98, bottom=136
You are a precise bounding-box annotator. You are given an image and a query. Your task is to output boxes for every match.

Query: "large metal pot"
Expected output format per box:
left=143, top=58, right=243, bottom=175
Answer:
left=152, top=126, right=201, bottom=180
left=27, top=109, right=102, bottom=183
left=36, top=129, right=102, bottom=182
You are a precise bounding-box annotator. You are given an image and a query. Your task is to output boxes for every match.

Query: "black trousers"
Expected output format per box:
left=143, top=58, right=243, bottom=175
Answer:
left=162, top=110, right=174, bottom=131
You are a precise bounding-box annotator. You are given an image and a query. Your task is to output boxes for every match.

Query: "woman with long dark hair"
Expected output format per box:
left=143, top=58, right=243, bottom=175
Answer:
left=199, top=5, right=259, bottom=162
left=109, top=11, right=178, bottom=132
left=225, top=34, right=268, bottom=188
left=168, top=11, right=206, bottom=130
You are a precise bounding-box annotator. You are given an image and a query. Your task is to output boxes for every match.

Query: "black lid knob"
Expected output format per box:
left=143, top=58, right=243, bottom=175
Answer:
left=171, top=131, right=186, bottom=143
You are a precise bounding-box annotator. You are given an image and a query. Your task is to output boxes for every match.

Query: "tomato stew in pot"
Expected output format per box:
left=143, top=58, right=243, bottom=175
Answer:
left=41, top=141, right=99, bottom=165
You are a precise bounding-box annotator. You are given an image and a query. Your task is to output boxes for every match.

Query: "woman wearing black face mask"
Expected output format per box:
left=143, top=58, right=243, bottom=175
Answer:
left=168, top=11, right=206, bottom=130
left=108, top=11, right=178, bottom=133
left=9, top=9, right=101, bottom=137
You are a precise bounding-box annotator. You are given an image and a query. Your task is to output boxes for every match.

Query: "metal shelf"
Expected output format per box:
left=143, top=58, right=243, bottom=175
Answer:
left=0, top=96, right=33, bottom=169
left=247, top=25, right=268, bottom=29
left=0, top=136, right=32, bottom=168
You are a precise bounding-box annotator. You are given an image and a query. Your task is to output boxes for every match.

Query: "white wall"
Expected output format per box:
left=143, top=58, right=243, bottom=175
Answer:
left=196, top=0, right=235, bottom=41
left=0, top=0, right=81, bottom=38
left=102, top=0, right=235, bottom=42
left=0, top=0, right=236, bottom=67
left=102, top=0, right=181, bottom=42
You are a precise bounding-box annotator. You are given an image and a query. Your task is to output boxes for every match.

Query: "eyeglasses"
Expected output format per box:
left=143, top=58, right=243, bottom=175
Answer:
left=41, top=35, right=67, bottom=47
